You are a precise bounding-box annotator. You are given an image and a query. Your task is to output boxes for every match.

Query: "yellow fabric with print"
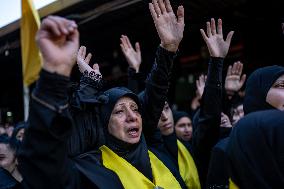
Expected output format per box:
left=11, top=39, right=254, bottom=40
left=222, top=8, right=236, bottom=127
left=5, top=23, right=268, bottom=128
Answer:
left=229, top=178, right=239, bottom=189
left=177, top=140, right=201, bottom=189
left=100, top=145, right=182, bottom=189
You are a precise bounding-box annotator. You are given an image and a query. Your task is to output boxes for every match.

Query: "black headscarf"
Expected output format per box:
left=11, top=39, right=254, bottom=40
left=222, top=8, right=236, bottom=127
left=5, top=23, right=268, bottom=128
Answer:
left=172, top=111, right=191, bottom=126
left=227, top=110, right=284, bottom=189
left=244, top=65, right=284, bottom=114
left=97, top=87, right=153, bottom=180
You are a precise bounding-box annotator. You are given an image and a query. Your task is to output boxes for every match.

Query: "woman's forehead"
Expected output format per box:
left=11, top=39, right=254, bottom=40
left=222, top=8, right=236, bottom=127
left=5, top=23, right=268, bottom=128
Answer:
left=115, top=97, right=137, bottom=106
left=275, top=74, right=284, bottom=82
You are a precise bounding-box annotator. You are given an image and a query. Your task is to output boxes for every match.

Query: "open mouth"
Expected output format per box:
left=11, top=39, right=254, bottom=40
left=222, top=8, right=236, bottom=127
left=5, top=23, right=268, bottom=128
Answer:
left=127, top=127, right=140, bottom=138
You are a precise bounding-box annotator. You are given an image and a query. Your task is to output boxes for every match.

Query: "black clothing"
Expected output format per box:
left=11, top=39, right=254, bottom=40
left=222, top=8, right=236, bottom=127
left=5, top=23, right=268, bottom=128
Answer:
left=19, top=46, right=187, bottom=189
left=227, top=110, right=284, bottom=189
left=67, top=76, right=105, bottom=157
left=219, top=127, right=231, bottom=140
left=0, top=168, right=20, bottom=189
left=127, top=67, right=145, bottom=94
left=192, top=57, right=224, bottom=187
left=206, top=137, right=229, bottom=189
left=244, top=65, right=284, bottom=114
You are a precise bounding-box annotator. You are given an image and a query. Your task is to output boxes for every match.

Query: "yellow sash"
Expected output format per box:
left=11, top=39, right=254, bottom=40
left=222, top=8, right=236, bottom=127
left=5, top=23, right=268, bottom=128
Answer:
left=100, top=145, right=182, bottom=189
left=229, top=178, right=239, bottom=189
left=177, top=140, right=201, bottom=189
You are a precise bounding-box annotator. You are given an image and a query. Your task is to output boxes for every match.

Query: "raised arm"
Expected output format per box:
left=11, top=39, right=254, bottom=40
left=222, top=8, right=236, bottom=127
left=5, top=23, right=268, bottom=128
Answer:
left=193, top=18, right=234, bottom=186
left=74, top=46, right=104, bottom=102
left=67, top=46, right=105, bottom=157
left=139, top=0, right=184, bottom=138
left=19, top=16, right=81, bottom=188
left=120, top=35, right=145, bottom=94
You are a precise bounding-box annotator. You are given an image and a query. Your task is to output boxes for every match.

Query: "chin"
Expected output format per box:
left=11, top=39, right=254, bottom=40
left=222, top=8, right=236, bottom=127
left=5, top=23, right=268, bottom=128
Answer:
left=127, top=137, right=140, bottom=144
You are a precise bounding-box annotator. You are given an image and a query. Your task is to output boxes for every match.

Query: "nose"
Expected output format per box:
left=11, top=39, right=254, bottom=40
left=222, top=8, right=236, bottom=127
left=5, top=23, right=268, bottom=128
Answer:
left=126, top=109, right=139, bottom=122
left=161, top=110, right=168, bottom=121
left=184, top=126, right=190, bottom=133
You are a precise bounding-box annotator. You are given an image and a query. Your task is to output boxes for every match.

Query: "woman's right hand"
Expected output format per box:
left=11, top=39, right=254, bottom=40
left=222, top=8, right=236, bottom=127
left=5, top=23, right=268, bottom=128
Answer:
left=77, top=46, right=102, bottom=81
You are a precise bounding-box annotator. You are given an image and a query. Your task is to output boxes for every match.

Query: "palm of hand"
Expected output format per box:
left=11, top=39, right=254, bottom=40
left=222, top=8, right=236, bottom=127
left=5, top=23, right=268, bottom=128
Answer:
left=125, top=48, right=141, bottom=68
left=225, top=75, right=242, bottom=91
left=206, top=35, right=229, bottom=58
left=197, top=84, right=205, bottom=97
left=156, top=13, right=184, bottom=47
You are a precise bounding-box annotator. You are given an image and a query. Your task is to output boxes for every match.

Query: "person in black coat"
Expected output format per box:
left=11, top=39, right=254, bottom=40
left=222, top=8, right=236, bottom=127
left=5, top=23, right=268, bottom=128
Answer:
left=227, top=110, right=284, bottom=189
left=206, top=61, right=246, bottom=189
left=207, top=64, right=284, bottom=188
left=192, top=18, right=234, bottom=188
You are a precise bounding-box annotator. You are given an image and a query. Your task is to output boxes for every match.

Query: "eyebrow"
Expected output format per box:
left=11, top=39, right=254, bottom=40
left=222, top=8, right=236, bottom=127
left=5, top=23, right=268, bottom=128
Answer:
left=115, top=102, right=137, bottom=107
left=273, top=80, right=284, bottom=85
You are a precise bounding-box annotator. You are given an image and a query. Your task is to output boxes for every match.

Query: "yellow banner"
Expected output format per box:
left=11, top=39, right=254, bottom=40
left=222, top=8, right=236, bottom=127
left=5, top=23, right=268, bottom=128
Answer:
left=21, top=0, right=42, bottom=86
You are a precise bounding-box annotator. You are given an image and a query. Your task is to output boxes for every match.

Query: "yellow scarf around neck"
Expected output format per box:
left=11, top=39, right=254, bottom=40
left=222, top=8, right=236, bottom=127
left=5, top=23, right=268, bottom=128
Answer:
left=100, top=145, right=182, bottom=189
left=177, top=140, right=201, bottom=189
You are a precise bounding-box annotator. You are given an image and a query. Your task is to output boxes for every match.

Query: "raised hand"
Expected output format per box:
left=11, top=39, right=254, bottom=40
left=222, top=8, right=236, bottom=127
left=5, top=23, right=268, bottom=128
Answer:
left=36, top=16, right=79, bottom=76
left=196, top=74, right=207, bottom=98
left=225, top=61, right=246, bottom=93
left=120, top=35, right=141, bottom=73
left=77, top=46, right=102, bottom=81
left=200, top=18, right=234, bottom=58
left=149, top=0, right=184, bottom=52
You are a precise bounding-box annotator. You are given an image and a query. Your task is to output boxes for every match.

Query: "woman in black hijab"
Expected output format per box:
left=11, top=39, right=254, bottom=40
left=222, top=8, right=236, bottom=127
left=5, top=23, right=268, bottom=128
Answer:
left=227, top=109, right=284, bottom=189
left=244, top=65, right=284, bottom=114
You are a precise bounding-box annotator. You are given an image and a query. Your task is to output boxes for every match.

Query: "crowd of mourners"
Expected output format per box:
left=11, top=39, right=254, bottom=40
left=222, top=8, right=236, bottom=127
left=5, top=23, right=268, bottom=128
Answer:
left=1, top=0, right=284, bottom=188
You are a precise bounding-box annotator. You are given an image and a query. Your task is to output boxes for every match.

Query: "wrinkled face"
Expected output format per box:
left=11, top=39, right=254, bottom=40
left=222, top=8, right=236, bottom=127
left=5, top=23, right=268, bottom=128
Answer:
left=174, top=117, right=193, bottom=141
left=157, top=102, right=174, bottom=136
left=0, top=143, right=16, bottom=172
left=231, top=104, right=244, bottom=125
left=16, top=128, right=25, bottom=141
left=266, top=75, right=284, bottom=111
left=108, top=97, right=142, bottom=144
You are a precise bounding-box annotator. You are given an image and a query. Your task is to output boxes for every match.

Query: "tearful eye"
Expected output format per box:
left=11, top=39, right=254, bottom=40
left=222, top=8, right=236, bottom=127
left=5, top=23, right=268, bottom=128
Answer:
left=115, top=110, right=123, bottom=114
left=275, top=84, right=284, bottom=88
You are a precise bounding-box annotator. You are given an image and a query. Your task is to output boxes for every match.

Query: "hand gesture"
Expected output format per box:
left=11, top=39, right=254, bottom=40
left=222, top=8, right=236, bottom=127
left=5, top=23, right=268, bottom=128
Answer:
left=36, top=16, right=79, bottom=76
left=149, top=0, right=184, bottom=52
left=200, top=18, right=234, bottom=58
left=120, top=35, right=141, bottom=73
left=77, top=46, right=102, bottom=81
left=220, top=112, right=232, bottom=128
left=225, top=61, right=246, bottom=93
left=196, top=74, right=207, bottom=98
